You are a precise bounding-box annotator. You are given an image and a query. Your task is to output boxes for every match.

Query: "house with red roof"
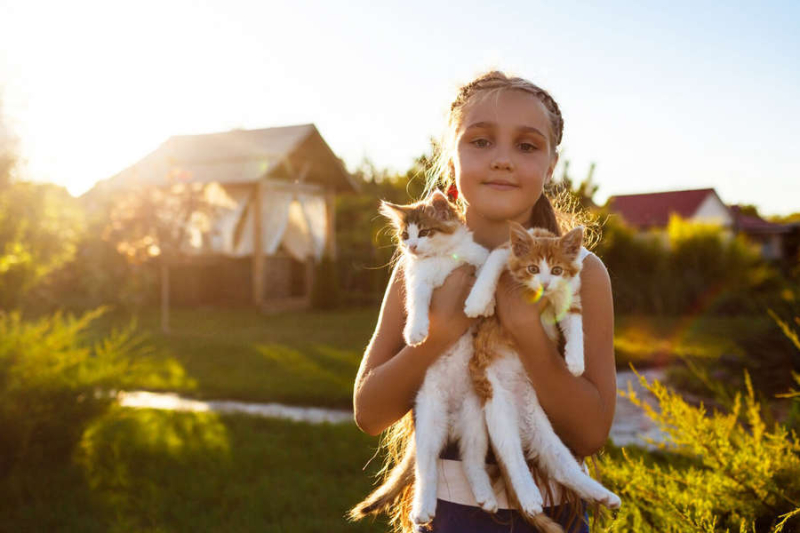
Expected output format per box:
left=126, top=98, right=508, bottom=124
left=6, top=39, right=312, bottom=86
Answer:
left=607, top=188, right=789, bottom=260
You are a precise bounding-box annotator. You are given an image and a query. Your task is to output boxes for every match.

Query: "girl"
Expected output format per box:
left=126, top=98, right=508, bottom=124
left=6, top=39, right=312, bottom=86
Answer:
left=353, top=71, right=617, bottom=532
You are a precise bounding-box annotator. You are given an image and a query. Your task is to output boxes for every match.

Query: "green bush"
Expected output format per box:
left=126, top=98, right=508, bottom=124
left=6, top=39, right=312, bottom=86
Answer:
left=0, top=307, right=158, bottom=477
left=311, top=256, right=341, bottom=310
left=595, top=214, right=785, bottom=316
left=596, top=310, right=800, bottom=532
left=0, top=181, right=85, bottom=310
left=597, top=369, right=800, bottom=532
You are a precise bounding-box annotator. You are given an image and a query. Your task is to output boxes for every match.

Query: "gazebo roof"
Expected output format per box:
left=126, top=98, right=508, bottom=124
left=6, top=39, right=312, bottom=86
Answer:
left=88, top=123, right=358, bottom=196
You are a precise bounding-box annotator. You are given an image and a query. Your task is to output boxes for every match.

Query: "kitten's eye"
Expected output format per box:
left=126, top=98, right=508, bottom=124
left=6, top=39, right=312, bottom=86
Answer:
left=401, top=231, right=409, bottom=240
left=551, top=266, right=563, bottom=275
left=418, top=229, right=435, bottom=237
left=527, top=265, right=539, bottom=274
left=471, top=139, right=491, bottom=148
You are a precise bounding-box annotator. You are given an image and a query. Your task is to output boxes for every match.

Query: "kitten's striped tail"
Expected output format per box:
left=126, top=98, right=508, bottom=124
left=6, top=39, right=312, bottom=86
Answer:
left=348, top=441, right=416, bottom=520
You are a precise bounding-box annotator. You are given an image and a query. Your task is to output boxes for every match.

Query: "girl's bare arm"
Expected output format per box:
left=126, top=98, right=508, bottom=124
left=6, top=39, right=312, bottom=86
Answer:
left=495, top=254, right=617, bottom=457
left=353, top=263, right=477, bottom=436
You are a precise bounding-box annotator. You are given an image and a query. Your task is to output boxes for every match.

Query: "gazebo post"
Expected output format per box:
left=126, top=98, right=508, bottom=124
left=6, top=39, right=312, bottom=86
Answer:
left=325, top=188, right=337, bottom=259
left=252, top=180, right=264, bottom=307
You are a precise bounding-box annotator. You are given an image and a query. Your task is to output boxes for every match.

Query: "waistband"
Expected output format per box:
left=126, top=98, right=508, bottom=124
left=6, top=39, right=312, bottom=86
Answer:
left=436, top=459, right=566, bottom=509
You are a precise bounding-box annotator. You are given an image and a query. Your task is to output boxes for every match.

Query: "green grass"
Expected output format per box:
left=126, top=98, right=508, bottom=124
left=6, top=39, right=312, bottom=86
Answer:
left=88, top=306, right=379, bottom=408
left=1, top=407, right=387, bottom=533
left=83, top=305, right=783, bottom=407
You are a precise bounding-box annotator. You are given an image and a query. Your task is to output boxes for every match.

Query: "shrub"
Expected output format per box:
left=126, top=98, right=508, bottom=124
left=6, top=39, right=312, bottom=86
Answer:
left=0, top=307, right=159, bottom=477
left=596, top=309, right=800, bottom=532
left=597, top=369, right=800, bottom=532
left=310, top=256, right=341, bottom=310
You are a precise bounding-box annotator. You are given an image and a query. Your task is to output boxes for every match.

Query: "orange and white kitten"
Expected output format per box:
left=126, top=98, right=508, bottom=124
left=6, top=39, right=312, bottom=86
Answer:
left=465, top=222, right=621, bottom=524
left=351, top=190, right=496, bottom=526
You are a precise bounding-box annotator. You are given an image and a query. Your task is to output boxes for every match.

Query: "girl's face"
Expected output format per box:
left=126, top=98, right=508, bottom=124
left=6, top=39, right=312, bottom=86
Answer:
left=452, top=89, right=558, bottom=226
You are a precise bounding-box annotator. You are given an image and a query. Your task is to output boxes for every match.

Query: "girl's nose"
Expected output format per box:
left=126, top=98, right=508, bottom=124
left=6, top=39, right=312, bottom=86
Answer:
left=491, top=157, right=514, bottom=171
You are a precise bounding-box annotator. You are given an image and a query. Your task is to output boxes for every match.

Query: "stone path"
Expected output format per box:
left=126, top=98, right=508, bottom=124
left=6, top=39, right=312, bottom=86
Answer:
left=612, top=367, right=670, bottom=449
left=117, top=367, right=670, bottom=449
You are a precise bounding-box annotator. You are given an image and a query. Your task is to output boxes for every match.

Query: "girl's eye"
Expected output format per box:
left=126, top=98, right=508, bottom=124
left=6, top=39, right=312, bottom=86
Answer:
left=527, top=265, right=539, bottom=274
left=471, top=139, right=491, bottom=148
left=519, top=142, right=538, bottom=152
left=551, top=266, right=563, bottom=275
left=401, top=231, right=409, bottom=240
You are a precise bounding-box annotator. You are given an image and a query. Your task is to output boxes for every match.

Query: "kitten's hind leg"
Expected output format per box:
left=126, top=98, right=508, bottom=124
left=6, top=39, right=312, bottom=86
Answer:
left=456, top=393, right=498, bottom=513
left=411, top=394, right=449, bottom=525
left=464, top=248, right=510, bottom=317
left=526, top=400, right=621, bottom=509
left=483, top=366, right=544, bottom=518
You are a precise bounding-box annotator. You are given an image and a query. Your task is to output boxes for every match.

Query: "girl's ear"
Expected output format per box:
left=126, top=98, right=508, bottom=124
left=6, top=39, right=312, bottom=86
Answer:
left=509, top=221, right=533, bottom=256
left=560, top=226, right=584, bottom=256
left=379, top=201, right=407, bottom=226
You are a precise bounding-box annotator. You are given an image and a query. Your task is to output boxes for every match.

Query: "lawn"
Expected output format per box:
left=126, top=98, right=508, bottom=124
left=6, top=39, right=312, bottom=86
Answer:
left=1, top=407, right=388, bottom=533
left=89, top=306, right=380, bottom=408
left=87, top=305, right=781, bottom=407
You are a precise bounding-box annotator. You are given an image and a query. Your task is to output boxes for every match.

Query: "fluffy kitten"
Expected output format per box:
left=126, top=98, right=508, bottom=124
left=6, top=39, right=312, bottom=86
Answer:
left=465, top=222, right=622, bottom=525
left=351, top=190, right=498, bottom=526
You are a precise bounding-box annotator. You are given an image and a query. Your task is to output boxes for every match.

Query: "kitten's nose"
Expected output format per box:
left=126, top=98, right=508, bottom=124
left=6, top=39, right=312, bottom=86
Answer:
left=541, top=281, right=550, bottom=290
left=409, top=244, right=418, bottom=253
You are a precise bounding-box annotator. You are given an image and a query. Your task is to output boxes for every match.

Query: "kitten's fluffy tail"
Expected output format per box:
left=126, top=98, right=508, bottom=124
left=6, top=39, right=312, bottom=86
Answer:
left=348, top=441, right=416, bottom=520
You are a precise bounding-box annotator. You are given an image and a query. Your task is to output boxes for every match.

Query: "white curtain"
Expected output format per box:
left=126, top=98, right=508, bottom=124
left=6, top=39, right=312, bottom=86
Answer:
left=296, top=193, right=327, bottom=261
left=262, top=188, right=294, bottom=254
left=205, top=183, right=327, bottom=261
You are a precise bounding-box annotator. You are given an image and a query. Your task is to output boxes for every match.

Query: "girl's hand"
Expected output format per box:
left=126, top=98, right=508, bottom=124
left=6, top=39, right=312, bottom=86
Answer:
left=424, top=264, right=478, bottom=350
left=495, top=271, right=546, bottom=342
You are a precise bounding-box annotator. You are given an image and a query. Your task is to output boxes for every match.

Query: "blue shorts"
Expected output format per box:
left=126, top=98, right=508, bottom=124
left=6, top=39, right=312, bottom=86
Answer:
left=418, top=499, right=590, bottom=533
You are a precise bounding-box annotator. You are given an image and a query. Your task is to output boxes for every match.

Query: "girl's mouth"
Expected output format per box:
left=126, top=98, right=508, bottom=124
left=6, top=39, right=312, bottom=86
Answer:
left=483, top=181, right=518, bottom=191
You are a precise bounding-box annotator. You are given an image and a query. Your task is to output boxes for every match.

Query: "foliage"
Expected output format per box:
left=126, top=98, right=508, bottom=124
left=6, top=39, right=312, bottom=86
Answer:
left=594, top=213, right=787, bottom=316
left=0, top=307, right=181, bottom=478
left=310, top=255, right=341, bottom=309
left=335, top=156, right=427, bottom=304
left=0, top=181, right=86, bottom=310
left=597, top=368, right=800, bottom=532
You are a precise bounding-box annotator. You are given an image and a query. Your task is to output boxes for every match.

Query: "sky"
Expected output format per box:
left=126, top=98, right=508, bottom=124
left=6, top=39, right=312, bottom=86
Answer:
left=0, top=0, right=798, bottom=215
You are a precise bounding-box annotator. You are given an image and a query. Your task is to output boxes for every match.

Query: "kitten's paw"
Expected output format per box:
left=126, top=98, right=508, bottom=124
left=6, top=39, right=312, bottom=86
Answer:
left=598, top=489, right=622, bottom=510
left=411, top=497, right=437, bottom=525
left=476, top=493, right=498, bottom=514
left=565, top=356, right=584, bottom=376
left=464, top=293, right=495, bottom=318
left=404, top=319, right=429, bottom=346
left=515, top=488, right=544, bottom=518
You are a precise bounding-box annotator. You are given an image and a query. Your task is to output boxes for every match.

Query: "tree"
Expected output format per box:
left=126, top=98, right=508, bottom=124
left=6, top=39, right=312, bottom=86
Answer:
left=102, top=179, right=228, bottom=332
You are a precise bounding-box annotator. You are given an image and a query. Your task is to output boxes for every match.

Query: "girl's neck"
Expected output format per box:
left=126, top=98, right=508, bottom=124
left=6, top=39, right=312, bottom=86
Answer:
left=465, top=207, right=533, bottom=250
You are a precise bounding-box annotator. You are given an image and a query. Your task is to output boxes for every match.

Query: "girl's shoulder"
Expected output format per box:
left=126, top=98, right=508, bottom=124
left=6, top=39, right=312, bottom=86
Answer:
left=578, top=246, right=598, bottom=264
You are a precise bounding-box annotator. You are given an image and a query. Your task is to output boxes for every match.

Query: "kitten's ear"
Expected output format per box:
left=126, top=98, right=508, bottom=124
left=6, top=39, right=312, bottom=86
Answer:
left=428, top=189, right=455, bottom=221
left=509, top=221, right=533, bottom=257
left=561, top=226, right=584, bottom=256
left=379, top=201, right=407, bottom=226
